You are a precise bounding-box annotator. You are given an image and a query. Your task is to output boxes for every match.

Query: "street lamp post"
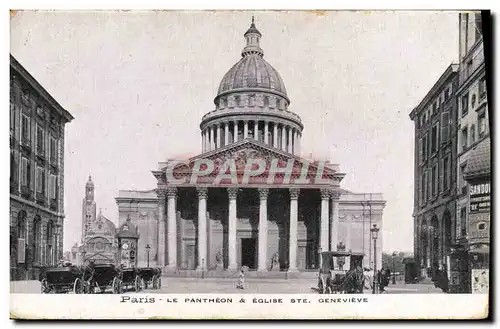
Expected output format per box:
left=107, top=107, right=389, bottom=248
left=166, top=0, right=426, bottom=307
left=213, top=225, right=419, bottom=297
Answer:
left=392, top=251, right=397, bottom=284
left=146, top=244, right=151, bottom=268
left=370, top=224, right=379, bottom=294
left=81, top=249, right=87, bottom=266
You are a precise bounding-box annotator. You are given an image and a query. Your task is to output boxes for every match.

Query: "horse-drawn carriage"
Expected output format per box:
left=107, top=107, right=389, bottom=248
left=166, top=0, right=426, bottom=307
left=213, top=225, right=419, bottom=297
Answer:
left=138, top=267, right=162, bottom=290
left=118, top=267, right=142, bottom=293
left=91, top=263, right=123, bottom=294
left=317, top=251, right=366, bottom=294
left=40, top=265, right=93, bottom=294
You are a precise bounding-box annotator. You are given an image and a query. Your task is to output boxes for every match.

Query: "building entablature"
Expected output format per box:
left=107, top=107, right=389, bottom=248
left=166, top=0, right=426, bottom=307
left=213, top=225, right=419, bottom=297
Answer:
left=200, top=111, right=303, bottom=132
left=152, top=139, right=346, bottom=191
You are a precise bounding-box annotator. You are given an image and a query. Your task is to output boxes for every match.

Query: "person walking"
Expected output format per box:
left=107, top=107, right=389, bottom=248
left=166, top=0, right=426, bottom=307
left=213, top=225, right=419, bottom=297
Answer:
left=236, top=267, right=246, bottom=290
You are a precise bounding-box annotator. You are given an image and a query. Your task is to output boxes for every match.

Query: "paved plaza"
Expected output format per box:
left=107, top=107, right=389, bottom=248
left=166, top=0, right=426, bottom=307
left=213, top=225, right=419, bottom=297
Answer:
left=11, top=278, right=443, bottom=294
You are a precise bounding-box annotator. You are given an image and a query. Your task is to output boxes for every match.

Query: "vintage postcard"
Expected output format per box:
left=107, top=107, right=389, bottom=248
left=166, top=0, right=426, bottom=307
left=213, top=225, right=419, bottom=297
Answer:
left=9, top=9, right=490, bottom=320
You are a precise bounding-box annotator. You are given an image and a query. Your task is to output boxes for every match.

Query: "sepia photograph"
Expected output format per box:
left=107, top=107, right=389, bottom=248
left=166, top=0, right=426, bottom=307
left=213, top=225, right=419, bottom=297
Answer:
left=8, top=8, right=491, bottom=319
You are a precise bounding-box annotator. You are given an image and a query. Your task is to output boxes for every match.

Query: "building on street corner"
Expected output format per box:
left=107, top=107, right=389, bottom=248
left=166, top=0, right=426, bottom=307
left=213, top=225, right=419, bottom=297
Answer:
left=452, top=12, right=489, bottom=293
left=409, top=63, right=459, bottom=281
left=9, top=55, right=74, bottom=281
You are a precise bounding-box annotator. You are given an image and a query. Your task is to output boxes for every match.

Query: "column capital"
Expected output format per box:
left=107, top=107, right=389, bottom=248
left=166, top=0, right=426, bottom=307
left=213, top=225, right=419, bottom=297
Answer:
left=155, top=187, right=167, bottom=198
left=320, top=188, right=331, bottom=200
left=166, top=186, right=177, bottom=198
left=289, top=188, right=300, bottom=200
left=258, top=188, right=269, bottom=200
left=227, top=187, right=238, bottom=200
left=196, top=187, right=208, bottom=199
left=330, top=190, right=342, bottom=200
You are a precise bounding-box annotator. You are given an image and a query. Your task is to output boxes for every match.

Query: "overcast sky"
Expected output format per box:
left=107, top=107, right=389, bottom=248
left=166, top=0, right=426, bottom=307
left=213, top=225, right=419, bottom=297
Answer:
left=10, top=10, right=459, bottom=252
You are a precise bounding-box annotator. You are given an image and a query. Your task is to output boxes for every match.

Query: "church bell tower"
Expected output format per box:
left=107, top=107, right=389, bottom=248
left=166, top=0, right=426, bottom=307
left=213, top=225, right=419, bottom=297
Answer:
left=81, top=175, right=97, bottom=243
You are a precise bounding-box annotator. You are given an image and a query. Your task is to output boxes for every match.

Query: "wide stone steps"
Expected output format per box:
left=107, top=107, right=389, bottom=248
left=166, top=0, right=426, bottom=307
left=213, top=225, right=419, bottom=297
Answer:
left=161, top=269, right=319, bottom=279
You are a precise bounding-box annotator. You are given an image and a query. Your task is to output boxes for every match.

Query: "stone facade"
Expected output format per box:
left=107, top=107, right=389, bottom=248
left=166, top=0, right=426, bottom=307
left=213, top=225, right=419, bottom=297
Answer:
left=409, top=64, right=459, bottom=279
left=10, top=55, right=74, bottom=280
left=115, top=20, right=386, bottom=273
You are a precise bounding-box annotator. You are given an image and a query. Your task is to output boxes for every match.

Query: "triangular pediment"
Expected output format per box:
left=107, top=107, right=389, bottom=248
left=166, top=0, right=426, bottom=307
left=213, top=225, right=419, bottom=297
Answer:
left=154, top=139, right=345, bottom=187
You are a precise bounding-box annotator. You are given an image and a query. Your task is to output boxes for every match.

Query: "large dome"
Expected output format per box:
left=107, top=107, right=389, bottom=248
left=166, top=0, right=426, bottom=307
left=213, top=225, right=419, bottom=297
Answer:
left=217, top=55, right=287, bottom=97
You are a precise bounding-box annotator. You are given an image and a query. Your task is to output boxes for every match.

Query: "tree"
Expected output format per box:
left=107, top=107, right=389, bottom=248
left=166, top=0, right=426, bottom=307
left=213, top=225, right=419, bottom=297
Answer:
left=382, top=252, right=407, bottom=274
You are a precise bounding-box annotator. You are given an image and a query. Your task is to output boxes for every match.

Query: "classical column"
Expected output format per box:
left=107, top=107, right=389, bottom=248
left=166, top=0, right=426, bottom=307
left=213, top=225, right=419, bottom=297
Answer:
left=258, top=188, right=269, bottom=272
left=155, top=188, right=167, bottom=267
left=330, top=191, right=341, bottom=251
left=281, top=125, right=286, bottom=151
left=201, top=130, right=205, bottom=152
left=254, top=120, right=259, bottom=141
left=209, top=126, right=214, bottom=151
left=320, top=189, right=330, bottom=252
left=228, top=188, right=238, bottom=270
left=196, top=187, right=208, bottom=270
left=166, top=186, right=178, bottom=268
left=233, top=121, right=239, bottom=143
left=296, top=132, right=301, bottom=155
left=287, top=127, right=293, bottom=153
left=288, top=188, right=299, bottom=271
left=224, top=122, right=229, bottom=146
left=273, top=123, right=278, bottom=148
left=264, top=121, right=269, bottom=145
left=216, top=124, right=222, bottom=149
left=244, top=121, right=249, bottom=139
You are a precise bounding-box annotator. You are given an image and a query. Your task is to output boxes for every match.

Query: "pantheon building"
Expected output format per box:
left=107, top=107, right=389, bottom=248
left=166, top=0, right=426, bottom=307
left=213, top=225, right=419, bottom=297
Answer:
left=116, top=19, right=386, bottom=274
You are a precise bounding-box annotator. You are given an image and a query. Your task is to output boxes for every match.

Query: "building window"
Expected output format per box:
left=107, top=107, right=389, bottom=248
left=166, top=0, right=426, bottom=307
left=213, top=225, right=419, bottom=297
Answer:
left=467, top=60, right=473, bottom=77
left=444, top=88, right=450, bottom=101
left=423, top=133, right=429, bottom=160
left=475, top=13, right=482, bottom=41
left=471, top=94, right=476, bottom=109
left=470, top=124, right=476, bottom=144
left=46, top=221, right=55, bottom=266
left=460, top=164, right=467, bottom=194
left=10, top=103, right=15, bottom=135
left=431, top=164, right=438, bottom=197
left=460, top=207, right=467, bottom=237
left=21, top=157, right=30, bottom=187
left=443, top=156, right=449, bottom=191
left=420, top=173, right=425, bottom=204
left=479, top=78, right=487, bottom=99
left=49, top=137, right=58, bottom=164
left=17, top=212, right=27, bottom=264
left=431, top=122, right=439, bottom=154
left=36, top=125, right=44, bottom=155
left=21, top=114, right=30, bottom=145
left=424, top=170, right=429, bottom=201
left=478, top=112, right=487, bottom=137
left=49, top=174, right=58, bottom=200
left=10, top=152, right=16, bottom=185
left=461, top=127, right=468, bottom=151
left=461, top=94, right=469, bottom=117
left=36, top=166, right=45, bottom=194
left=432, top=102, right=436, bottom=114
left=33, top=218, right=42, bottom=264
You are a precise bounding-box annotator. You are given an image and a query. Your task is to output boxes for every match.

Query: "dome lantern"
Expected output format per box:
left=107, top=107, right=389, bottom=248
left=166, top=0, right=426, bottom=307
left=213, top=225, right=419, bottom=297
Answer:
left=242, top=16, right=264, bottom=57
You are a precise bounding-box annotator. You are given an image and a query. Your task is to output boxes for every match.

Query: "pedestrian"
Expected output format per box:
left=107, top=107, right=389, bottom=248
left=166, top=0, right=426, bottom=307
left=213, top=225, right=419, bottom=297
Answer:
left=236, top=266, right=245, bottom=290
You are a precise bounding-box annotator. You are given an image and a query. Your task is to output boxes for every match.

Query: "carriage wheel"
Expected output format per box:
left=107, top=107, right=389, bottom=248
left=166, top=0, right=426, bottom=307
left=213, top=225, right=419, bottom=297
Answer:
left=73, top=278, right=82, bottom=294
left=41, top=279, right=50, bottom=294
left=112, top=277, right=122, bottom=294
left=144, top=280, right=148, bottom=290
left=134, top=276, right=142, bottom=292
left=157, top=277, right=161, bottom=290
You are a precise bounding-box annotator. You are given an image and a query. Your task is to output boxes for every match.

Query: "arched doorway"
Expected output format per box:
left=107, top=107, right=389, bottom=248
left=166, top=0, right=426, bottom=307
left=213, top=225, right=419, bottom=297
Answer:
left=443, top=210, right=452, bottom=269
left=430, top=215, right=440, bottom=275
left=420, top=219, right=428, bottom=272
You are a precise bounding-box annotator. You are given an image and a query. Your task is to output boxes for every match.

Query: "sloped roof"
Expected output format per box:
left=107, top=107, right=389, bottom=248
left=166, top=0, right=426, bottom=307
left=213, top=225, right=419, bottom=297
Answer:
left=465, top=137, right=491, bottom=180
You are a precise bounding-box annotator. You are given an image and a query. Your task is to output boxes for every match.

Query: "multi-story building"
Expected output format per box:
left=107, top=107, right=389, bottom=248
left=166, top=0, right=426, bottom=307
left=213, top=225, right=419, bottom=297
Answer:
left=409, top=63, right=459, bottom=280
left=10, top=55, right=74, bottom=280
left=453, top=12, right=489, bottom=293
